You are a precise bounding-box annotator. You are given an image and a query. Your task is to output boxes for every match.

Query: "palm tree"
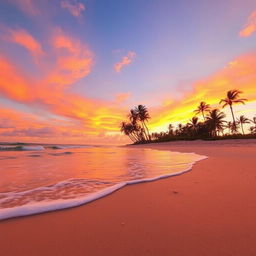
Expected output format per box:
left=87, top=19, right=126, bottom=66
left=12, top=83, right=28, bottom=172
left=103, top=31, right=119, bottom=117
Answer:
left=206, top=109, right=226, bottom=137
left=226, top=121, right=233, bottom=134
left=219, top=90, right=247, bottom=125
left=188, top=116, right=199, bottom=135
left=225, top=121, right=238, bottom=134
left=176, top=123, right=183, bottom=135
left=128, top=109, right=138, bottom=125
left=120, top=122, right=137, bottom=143
left=128, top=109, right=145, bottom=141
left=249, top=126, right=256, bottom=134
left=251, top=117, right=256, bottom=125
left=250, top=117, right=256, bottom=135
left=237, top=115, right=250, bottom=134
left=194, top=102, right=211, bottom=121
left=168, top=124, right=174, bottom=135
left=135, top=105, right=151, bottom=140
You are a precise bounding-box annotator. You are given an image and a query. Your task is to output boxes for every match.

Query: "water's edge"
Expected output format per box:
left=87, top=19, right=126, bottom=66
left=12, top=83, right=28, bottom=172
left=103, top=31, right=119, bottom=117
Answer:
left=0, top=153, right=208, bottom=221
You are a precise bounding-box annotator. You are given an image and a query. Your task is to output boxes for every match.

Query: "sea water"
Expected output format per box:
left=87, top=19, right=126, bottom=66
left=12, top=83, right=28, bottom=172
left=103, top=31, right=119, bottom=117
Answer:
left=0, top=144, right=206, bottom=220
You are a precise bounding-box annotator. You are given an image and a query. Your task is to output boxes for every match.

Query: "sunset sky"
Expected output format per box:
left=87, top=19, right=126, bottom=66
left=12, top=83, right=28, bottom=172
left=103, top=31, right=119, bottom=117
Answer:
left=0, top=0, right=255, bottom=144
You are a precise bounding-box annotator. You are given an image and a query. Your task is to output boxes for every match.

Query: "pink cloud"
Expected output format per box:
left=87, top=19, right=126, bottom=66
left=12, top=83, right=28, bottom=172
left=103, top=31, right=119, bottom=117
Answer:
left=47, top=28, right=93, bottom=87
left=9, top=0, right=40, bottom=16
left=115, top=92, right=131, bottom=103
left=61, top=0, right=85, bottom=17
left=239, top=10, right=256, bottom=37
left=114, top=51, right=136, bottom=72
left=6, top=28, right=44, bottom=58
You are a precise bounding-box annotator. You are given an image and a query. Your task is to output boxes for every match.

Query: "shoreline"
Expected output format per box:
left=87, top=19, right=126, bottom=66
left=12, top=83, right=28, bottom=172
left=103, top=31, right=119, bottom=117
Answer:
left=1, top=139, right=256, bottom=256
left=0, top=149, right=206, bottom=221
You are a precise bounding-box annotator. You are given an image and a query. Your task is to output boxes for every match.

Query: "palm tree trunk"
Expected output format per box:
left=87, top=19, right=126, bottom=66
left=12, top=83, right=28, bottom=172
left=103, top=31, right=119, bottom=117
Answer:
left=143, top=121, right=151, bottom=140
left=229, top=105, right=236, bottom=124
left=202, top=111, right=205, bottom=121
left=140, top=122, right=149, bottom=140
left=131, top=133, right=139, bottom=142
left=128, top=134, right=136, bottom=143
left=132, top=131, right=140, bottom=142
left=241, top=123, right=244, bottom=135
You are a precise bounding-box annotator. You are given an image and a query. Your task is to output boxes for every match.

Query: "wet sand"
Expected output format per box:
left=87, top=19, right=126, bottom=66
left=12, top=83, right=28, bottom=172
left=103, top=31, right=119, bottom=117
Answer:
left=1, top=139, right=256, bottom=256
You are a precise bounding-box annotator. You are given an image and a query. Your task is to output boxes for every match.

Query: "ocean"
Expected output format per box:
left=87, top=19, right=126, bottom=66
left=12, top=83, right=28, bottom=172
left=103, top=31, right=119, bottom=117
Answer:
left=0, top=143, right=206, bottom=220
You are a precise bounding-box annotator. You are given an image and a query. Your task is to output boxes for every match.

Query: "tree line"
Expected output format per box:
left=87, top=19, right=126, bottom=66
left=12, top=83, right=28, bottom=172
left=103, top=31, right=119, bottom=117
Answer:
left=120, top=90, right=256, bottom=143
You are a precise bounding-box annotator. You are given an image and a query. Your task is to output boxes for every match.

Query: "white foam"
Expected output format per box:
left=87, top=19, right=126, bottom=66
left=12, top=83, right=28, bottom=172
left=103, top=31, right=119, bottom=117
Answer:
left=0, top=154, right=207, bottom=221
left=52, top=145, right=91, bottom=149
left=0, top=145, right=45, bottom=151
left=21, top=146, right=45, bottom=151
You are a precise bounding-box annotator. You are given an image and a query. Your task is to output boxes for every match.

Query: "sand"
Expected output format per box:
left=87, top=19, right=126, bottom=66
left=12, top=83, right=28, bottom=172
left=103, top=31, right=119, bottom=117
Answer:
left=1, top=139, right=256, bottom=256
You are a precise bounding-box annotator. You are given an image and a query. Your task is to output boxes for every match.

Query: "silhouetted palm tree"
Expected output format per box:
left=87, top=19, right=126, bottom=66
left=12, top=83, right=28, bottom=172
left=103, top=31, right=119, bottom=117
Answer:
left=226, top=121, right=233, bottom=134
left=251, top=117, right=256, bottom=125
left=219, top=90, right=247, bottom=125
left=249, top=126, right=256, bottom=134
left=127, top=109, right=144, bottom=141
left=168, top=124, right=174, bottom=135
left=128, top=109, right=138, bottom=125
left=188, top=116, right=199, bottom=130
left=206, top=109, right=226, bottom=137
left=194, top=102, right=211, bottom=121
left=120, top=122, right=137, bottom=142
left=225, top=121, right=238, bottom=134
left=176, top=123, right=183, bottom=135
left=135, top=105, right=151, bottom=140
left=237, top=115, right=250, bottom=134
left=187, top=116, right=199, bottom=136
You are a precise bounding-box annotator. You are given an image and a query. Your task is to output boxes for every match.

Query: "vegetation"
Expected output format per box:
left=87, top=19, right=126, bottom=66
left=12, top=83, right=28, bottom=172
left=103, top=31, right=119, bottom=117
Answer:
left=194, top=101, right=211, bottom=121
left=120, top=105, right=151, bottom=143
left=120, top=90, right=256, bottom=144
left=219, top=90, right=247, bottom=128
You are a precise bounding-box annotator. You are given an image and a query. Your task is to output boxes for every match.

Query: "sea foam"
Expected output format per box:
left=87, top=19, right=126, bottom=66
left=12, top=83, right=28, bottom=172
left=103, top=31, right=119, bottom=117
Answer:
left=0, top=153, right=207, bottom=221
left=0, top=145, right=45, bottom=151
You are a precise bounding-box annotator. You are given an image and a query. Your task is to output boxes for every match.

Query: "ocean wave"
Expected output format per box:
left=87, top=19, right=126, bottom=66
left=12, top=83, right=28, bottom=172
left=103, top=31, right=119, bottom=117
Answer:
left=48, top=152, right=73, bottom=156
left=47, top=145, right=91, bottom=150
left=0, top=145, right=45, bottom=151
left=0, top=154, right=207, bottom=221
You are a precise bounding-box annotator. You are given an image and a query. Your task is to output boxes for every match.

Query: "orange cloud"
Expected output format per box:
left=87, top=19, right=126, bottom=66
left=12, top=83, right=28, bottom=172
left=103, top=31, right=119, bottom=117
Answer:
left=239, top=10, right=256, bottom=37
left=0, top=103, right=128, bottom=144
left=149, top=52, right=256, bottom=132
left=0, top=32, right=125, bottom=142
left=47, top=29, right=93, bottom=87
left=115, top=93, right=131, bottom=103
left=0, top=56, right=31, bottom=101
left=60, top=0, right=85, bottom=17
left=114, top=51, right=136, bottom=72
left=6, top=28, right=44, bottom=58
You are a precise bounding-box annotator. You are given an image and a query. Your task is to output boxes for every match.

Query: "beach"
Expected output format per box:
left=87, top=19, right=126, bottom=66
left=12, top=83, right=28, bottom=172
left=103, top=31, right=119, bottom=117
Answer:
left=1, top=139, right=256, bottom=256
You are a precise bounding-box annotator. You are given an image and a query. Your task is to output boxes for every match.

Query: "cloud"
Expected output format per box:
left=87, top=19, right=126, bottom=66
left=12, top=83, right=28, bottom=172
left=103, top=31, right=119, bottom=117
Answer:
left=114, top=51, right=136, bottom=72
left=1, top=127, right=58, bottom=137
left=0, top=56, right=31, bottom=101
left=0, top=26, right=126, bottom=142
left=115, top=93, right=131, bottom=103
left=47, top=28, right=93, bottom=87
left=9, top=0, right=40, bottom=16
left=0, top=119, right=15, bottom=129
left=239, top=10, right=256, bottom=37
left=5, top=28, right=44, bottom=58
left=60, top=0, right=85, bottom=17
left=149, top=52, right=256, bottom=132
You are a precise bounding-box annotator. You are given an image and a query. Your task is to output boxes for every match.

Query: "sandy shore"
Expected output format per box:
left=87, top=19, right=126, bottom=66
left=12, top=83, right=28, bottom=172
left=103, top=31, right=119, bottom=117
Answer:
left=1, top=139, right=256, bottom=256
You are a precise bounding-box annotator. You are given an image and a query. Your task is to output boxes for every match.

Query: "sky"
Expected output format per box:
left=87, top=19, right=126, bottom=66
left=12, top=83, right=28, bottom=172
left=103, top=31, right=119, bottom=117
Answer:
left=0, top=0, right=255, bottom=144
